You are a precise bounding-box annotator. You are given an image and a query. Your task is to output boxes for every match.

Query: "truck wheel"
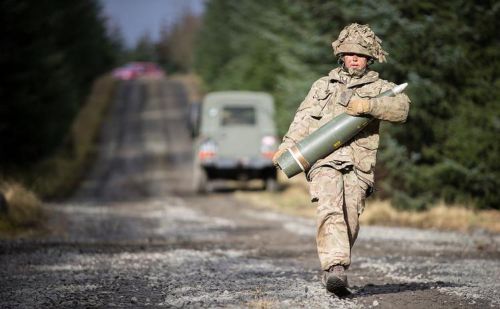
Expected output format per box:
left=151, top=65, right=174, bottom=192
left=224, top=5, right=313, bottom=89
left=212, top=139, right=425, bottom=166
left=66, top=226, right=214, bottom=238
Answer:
left=194, top=167, right=209, bottom=194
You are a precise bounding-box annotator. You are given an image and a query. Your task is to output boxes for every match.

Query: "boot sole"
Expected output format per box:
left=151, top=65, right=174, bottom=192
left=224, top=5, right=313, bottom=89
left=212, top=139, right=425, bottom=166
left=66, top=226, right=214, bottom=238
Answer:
left=326, top=276, right=351, bottom=297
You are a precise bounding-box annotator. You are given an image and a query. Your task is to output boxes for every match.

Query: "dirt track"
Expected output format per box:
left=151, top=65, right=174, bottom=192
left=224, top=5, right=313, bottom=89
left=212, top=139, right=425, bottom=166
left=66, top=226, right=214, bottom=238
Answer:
left=1, top=78, right=499, bottom=308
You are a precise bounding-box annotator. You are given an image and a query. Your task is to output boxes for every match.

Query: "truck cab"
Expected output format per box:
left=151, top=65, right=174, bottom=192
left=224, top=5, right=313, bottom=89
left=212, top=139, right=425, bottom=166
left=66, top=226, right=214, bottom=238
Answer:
left=193, top=91, right=279, bottom=192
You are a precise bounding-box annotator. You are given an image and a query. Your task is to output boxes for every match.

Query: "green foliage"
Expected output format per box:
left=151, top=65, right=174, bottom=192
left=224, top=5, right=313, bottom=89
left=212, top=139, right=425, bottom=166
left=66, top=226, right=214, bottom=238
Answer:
left=195, top=0, right=500, bottom=209
left=375, top=0, right=500, bottom=209
left=123, top=13, right=202, bottom=74
left=0, top=0, right=118, bottom=167
left=195, top=0, right=327, bottom=133
left=128, top=33, right=158, bottom=62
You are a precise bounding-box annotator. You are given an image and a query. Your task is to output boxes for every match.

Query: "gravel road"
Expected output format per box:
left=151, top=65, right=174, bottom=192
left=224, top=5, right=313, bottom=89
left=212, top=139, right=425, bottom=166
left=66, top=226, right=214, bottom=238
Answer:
left=1, top=78, right=499, bottom=308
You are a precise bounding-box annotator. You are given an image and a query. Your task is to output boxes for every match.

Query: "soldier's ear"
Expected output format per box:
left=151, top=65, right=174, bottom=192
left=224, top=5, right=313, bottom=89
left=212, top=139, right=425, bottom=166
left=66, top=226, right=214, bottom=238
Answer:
left=367, top=58, right=374, bottom=66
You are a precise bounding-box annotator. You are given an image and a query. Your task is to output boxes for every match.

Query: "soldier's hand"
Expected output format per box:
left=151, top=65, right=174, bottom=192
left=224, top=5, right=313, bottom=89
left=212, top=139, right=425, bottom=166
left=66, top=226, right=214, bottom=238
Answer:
left=346, top=99, right=371, bottom=116
left=272, top=148, right=286, bottom=166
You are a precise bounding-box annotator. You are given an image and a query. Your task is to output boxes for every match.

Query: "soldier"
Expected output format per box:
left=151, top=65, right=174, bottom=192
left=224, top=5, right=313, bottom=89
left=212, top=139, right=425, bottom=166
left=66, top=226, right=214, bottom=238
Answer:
left=273, top=23, right=410, bottom=296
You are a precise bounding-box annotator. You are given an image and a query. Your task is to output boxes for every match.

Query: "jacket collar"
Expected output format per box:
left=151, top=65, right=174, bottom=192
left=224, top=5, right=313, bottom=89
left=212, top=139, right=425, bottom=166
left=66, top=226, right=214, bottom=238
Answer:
left=328, top=67, right=379, bottom=88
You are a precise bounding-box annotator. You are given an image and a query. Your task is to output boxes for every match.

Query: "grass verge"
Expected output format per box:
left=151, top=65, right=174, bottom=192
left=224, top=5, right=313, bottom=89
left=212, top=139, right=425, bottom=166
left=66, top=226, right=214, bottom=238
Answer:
left=0, top=75, right=117, bottom=235
left=361, top=200, right=500, bottom=233
left=171, top=73, right=204, bottom=103
left=235, top=175, right=500, bottom=234
left=24, top=75, right=117, bottom=199
left=0, top=182, right=45, bottom=236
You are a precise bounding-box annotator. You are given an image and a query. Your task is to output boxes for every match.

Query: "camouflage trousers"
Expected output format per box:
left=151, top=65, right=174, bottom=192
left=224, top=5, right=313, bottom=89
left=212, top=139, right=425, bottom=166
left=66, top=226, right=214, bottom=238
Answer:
left=309, top=166, right=368, bottom=270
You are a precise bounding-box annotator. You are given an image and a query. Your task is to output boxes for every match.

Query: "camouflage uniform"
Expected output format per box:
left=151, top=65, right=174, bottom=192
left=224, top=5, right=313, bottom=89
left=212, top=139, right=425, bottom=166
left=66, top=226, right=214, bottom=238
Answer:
left=278, top=24, right=410, bottom=271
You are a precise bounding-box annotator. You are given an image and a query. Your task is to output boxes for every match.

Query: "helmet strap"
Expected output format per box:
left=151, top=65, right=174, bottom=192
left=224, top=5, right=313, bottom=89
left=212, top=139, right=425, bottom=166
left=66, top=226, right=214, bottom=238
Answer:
left=337, top=55, right=344, bottom=66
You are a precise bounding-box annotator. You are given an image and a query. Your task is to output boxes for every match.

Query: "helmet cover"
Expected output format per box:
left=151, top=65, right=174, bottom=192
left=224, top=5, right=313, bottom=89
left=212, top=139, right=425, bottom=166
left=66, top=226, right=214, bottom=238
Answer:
left=332, top=23, right=388, bottom=63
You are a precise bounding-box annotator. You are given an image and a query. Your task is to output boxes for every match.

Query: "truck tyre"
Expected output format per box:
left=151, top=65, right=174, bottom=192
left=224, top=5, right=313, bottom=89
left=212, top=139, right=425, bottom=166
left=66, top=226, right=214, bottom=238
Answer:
left=194, top=167, right=209, bottom=194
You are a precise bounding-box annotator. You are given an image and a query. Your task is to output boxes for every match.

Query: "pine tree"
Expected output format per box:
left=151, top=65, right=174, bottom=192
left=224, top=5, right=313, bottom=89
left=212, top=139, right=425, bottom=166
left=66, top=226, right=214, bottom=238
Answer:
left=0, top=0, right=118, bottom=167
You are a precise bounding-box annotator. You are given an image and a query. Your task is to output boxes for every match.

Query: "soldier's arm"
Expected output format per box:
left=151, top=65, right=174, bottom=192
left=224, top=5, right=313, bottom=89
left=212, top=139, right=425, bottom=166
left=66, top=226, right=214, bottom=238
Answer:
left=278, top=82, right=320, bottom=151
left=369, top=81, right=411, bottom=123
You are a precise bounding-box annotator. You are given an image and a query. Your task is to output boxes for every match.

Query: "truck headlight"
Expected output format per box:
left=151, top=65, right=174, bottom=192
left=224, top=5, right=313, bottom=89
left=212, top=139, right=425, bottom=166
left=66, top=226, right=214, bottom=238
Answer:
left=198, top=139, right=218, bottom=161
left=260, top=135, right=278, bottom=159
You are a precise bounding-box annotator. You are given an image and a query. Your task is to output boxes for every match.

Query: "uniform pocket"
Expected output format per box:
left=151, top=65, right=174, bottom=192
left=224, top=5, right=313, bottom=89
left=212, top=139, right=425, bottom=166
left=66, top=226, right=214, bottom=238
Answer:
left=353, top=123, right=379, bottom=150
left=314, top=84, right=333, bottom=100
left=309, top=105, right=323, bottom=118
left=355, top=87, right=379, bottom=99
left=352, top=135, right=378, bottom=173
left=353, top=147, right=377, bottom=173
left=308, top=168, right=321, bottom=202
left=338, top=89, right=353, bottom=106
left=357, top=190, right=366, bottom=215
left=312, top=96, right=333, bottom=118
left=356, top=178, right=370, bottom=215
left=308, top=115, right=321, bottom=135
left=354, top=136, right=379, bottom=150
left=309, top=181, right=321, bottom=202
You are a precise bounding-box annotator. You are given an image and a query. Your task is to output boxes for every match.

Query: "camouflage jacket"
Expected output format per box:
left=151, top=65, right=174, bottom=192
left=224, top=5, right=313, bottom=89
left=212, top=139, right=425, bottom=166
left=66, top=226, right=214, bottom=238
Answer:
left=279, top=67, right=411, bottom=186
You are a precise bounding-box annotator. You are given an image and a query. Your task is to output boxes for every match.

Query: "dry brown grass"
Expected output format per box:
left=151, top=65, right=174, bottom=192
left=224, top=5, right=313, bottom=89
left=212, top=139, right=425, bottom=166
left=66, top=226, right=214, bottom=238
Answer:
left=30, top=75, right=118, bottom=198
left=236, top=174, right=500, bottom=234
left=361, top=200, right=500, bottom=233
left=0, top=181, right=44, bottom=232
left=171, top=73, right=204, bottom=103
left=0, top=75, right=116, bottom=235
left=235, top=173, right=315, bottom=219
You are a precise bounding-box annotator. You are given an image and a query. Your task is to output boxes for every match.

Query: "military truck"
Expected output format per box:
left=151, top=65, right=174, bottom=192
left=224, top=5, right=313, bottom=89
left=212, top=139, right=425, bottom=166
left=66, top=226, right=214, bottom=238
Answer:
left=192, top=91, right=279, bottom=193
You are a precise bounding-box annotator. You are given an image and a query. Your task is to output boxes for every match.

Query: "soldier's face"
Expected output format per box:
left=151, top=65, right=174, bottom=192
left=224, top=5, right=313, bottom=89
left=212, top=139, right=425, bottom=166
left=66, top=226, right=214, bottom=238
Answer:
left=343, top=53, right=368, bottom=70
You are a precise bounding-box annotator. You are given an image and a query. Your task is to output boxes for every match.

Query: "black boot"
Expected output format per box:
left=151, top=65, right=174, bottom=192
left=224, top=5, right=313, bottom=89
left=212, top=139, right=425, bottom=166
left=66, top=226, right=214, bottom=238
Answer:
left=324, top=265, right=350, bottom=297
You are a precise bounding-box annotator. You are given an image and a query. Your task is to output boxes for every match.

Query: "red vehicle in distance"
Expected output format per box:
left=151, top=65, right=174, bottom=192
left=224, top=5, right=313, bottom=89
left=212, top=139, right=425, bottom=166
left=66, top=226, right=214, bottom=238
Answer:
left=112, top=62, right=165, bottom=80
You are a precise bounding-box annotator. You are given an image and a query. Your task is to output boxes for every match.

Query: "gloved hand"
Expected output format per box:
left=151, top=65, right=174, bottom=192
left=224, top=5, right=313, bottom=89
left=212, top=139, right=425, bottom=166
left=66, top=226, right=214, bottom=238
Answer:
left=346, top=99, right=371, bottom=116
left=272, top=148, right=287, bottom=166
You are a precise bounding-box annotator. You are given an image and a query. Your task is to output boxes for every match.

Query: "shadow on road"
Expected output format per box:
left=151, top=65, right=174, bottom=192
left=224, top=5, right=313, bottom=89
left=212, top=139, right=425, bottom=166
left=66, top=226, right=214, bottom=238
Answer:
left=350, top=281, right=457, bottom=297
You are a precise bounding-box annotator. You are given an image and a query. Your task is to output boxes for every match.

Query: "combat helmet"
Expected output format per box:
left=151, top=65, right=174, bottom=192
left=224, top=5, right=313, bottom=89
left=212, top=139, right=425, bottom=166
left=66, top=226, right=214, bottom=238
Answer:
left=332, top=23, right=388, bottom=63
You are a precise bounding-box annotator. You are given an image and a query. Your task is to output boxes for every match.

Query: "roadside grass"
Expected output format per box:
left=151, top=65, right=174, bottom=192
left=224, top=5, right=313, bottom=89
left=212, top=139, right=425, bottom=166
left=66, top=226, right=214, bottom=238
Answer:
left=29, top=75, right=118, bottom=198
left=235, top=175, right=500, bottom=234
left=0, top=182, right=45, bottom=236
left=235, top=174, right=314, bottom=219
left=0, top=75, right=117, bottom=235
left=171, top=73, right=204, bottom=103
left=361, top=200, right=500, bottom=233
